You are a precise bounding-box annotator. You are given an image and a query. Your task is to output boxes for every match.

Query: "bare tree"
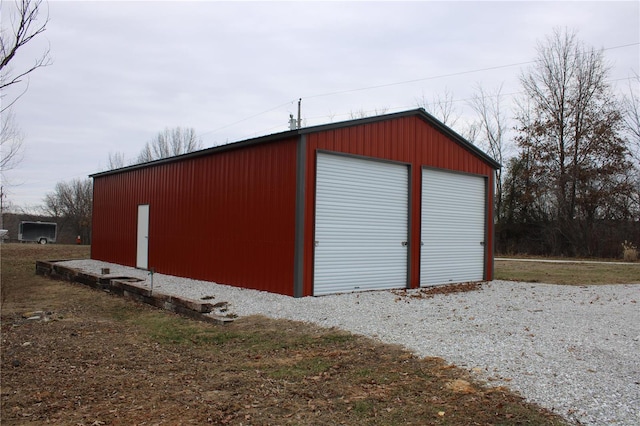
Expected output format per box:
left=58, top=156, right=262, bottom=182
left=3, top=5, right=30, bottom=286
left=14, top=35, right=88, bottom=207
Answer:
left=107, top=151, right=126, bottom=170
left=468, top=83, right=508, bottom=222
left=0, top=109, right=24, bottom=174
left=348, top=107, right=389, bottom=120
left=136, top=127, right=202, bottom=163
left=621, top=71, right=640, bottom=160
left=416, top=87, right=461, bottom=128
left=0, top=112, right=23, bottom=231
left=620, top=71, right=640, bottom=216
left=459, top=121, right=480, bottom=145
left=1, top=0, right=50, bottom=196
left=502, top=97, right=555, bottom=225
left=511, top=28, right=634, bottom=255
left=1, top=0, right=52, bottom=113
left=43, top=178, right=92, bottom=243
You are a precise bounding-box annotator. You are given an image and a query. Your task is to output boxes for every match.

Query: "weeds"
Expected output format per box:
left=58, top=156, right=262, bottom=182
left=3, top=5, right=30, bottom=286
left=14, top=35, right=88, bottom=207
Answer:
left=622, top=240, right=638, bottom=262
left=268, top=357, right=334, bottom=379
left=132, top=312, right=242, bottom=345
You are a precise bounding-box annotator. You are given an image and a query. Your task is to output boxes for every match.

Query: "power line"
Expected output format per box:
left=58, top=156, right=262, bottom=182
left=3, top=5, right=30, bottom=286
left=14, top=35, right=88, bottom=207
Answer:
left=304, top=63, right=533, bottom=100
left=217, top=73, right=640, bottom=141
left=200, top=100, right=295, bottom=137
left=302, top=74, right=639, bottom=126
left=304, top=42, right=640, bottom=101
left=203, top=41, right=640, bottom=139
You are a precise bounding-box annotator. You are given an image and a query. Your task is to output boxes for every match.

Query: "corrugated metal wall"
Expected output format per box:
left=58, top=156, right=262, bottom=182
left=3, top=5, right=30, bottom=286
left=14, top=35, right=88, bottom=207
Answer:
left=302, top=115, right=495, bottom=296
left=92, top=137, right=299, bottom=295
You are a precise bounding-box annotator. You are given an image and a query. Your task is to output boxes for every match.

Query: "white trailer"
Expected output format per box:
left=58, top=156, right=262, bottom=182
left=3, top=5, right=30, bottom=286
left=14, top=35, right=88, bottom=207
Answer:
left=18, top=221, right=57, bottom=244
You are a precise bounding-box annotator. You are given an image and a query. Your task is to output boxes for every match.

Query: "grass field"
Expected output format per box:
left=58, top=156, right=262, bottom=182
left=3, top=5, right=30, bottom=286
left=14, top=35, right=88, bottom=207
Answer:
left=495, top=258, right=640, bottom=285
left=1, top=243, right=569, bottom=425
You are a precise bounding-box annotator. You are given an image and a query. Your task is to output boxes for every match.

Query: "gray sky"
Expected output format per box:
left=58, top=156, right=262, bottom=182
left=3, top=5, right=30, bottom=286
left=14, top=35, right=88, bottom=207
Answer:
left=2, top=0, right=639, bottom=210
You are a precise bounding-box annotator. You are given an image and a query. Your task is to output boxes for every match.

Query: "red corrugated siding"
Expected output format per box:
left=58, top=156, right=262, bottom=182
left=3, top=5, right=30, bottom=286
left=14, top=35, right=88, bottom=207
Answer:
left=92, top=137, right=299, bottom=295
left=302, top=115, right=495, bottom=296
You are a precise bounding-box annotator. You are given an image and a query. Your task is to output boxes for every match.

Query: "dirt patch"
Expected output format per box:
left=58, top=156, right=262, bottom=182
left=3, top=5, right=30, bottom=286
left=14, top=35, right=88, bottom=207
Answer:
left=1, top=244, right=569, bottom=425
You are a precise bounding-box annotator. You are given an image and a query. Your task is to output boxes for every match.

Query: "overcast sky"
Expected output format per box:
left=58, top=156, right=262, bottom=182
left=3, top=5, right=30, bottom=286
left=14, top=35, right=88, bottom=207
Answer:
left=2, top=0, right=638, bottom=211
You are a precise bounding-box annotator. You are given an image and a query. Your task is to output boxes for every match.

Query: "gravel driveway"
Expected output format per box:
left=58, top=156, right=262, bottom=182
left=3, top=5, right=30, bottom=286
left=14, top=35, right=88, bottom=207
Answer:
left=60, top=260, right=640, bottom=425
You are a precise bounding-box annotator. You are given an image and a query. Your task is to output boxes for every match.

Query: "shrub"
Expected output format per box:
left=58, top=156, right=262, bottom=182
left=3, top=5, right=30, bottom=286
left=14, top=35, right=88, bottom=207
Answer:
left=622, top=240, right=638, bottom=262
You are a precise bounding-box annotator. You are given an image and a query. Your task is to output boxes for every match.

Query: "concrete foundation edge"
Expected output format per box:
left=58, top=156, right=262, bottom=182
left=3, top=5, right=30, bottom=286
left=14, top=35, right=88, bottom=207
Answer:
left=35, top=260, right=234, bottom=325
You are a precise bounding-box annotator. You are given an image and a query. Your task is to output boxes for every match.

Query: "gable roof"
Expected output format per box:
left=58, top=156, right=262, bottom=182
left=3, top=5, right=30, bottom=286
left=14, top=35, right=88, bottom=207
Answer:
left=91, top=108, right=500, bottom=179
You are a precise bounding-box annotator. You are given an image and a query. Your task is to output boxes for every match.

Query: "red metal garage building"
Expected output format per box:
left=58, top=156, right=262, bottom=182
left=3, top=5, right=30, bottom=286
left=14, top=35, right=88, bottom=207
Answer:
left=91, top=108, right=500, bottom=297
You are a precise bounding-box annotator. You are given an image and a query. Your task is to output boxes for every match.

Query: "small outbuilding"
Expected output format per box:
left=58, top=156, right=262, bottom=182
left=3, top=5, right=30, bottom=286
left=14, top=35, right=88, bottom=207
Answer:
left=91, top=108, right=500, bottom=297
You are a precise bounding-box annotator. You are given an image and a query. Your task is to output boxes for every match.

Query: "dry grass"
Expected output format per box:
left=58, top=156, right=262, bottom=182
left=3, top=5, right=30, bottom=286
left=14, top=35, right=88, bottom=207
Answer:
left=495, top=258, right=640, bottom=285
left=1, top=244, right=568, bottom=425
left=0, top=243, right=90, bottom=308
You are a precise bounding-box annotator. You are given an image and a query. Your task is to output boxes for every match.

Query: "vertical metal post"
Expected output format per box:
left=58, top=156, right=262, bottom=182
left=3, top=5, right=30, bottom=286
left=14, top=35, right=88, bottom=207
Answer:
left=297, top=98, right=302, bottom=129
left=148, top=267, right=155, bottom=295
left=293, top=135, right=307, bottom=297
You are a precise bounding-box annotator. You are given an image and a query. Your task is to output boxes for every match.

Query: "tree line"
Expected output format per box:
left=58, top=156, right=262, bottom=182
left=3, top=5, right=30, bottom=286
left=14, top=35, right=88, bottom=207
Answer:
left=497, top=30, right=637, bottom=258
left=420, top=29, right=638, bottom=258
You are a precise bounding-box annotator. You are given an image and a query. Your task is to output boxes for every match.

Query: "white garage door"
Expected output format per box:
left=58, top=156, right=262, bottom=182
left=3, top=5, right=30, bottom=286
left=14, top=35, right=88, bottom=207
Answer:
left=421, top=169, right=486, bottom=286
left=314, top=153, right=409, bottom=296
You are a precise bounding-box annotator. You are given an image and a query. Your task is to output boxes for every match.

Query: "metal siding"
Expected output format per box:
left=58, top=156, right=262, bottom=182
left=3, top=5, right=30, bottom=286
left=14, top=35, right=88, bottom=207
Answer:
left=304, top=115, right=495, bottom=295
left=91, top=173, right=138, bottom=266
left=421, top=169, right=486, bottom=285
left=91, top=137, right=299, bottom=295
left=313, top=153, right=409, bottom=295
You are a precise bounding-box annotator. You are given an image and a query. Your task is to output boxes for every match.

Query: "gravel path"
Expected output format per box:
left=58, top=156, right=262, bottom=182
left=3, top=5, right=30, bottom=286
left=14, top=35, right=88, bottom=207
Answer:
left=59, top=259, right=640, bottom=425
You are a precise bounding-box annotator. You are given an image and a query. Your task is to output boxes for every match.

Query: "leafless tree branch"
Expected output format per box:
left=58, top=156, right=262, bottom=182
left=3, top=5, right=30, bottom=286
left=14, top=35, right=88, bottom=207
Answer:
left=0, top=0, right=52, bottom=111
left=43, top=178, right=93, bottom=242
left=416, top=87, right=461, bottom=128
left=468, top=83, right=508, bottom=221
left=136, top=127, right=202, bottom=164
left=621, top=71, right=640, bottom=160
left=107, top=151, right=127, bottom=170
left=0, top=109, right=25, bottom=173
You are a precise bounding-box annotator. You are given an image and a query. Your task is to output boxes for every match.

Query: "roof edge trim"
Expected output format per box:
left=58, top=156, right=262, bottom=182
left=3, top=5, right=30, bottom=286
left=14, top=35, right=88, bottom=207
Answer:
left=91, top=108, right=500, bottom=179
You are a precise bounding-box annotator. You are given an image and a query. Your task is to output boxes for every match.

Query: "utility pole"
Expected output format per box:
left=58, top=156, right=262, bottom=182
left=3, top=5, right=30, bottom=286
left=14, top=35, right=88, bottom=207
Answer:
left=289, top=99, right=303, bottom=130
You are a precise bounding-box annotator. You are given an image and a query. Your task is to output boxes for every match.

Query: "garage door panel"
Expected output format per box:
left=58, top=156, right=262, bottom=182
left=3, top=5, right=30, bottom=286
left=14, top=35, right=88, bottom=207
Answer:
left=317, top=207, right=403, bottom=219
left=315, top=263, right=407, bottom=274
left=421, top=169, right=486, bottom=286
left=314, top=153, right=409, bottom=296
